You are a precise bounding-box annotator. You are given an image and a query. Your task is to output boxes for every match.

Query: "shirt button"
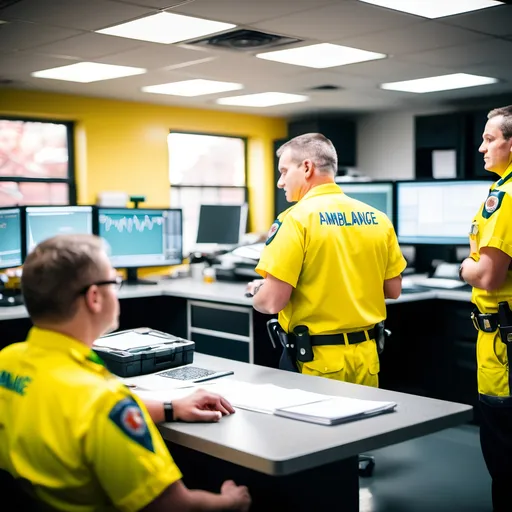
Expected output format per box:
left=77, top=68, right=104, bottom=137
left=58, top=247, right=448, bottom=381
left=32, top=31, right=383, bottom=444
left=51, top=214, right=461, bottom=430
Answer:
left=325, top=367, right=328, bottom=371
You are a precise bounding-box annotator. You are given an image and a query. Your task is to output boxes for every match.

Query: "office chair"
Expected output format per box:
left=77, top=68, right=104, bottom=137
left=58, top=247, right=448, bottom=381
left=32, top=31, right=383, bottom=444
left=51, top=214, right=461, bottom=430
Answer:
left=0, top=470, right=42, bottom=511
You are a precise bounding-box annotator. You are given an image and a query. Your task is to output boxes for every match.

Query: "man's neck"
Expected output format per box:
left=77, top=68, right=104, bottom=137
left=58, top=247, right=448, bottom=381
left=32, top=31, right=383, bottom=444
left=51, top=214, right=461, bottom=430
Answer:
left=35, top=321, right=97, bottom=348
left=299, top=176, right=335, bottom=199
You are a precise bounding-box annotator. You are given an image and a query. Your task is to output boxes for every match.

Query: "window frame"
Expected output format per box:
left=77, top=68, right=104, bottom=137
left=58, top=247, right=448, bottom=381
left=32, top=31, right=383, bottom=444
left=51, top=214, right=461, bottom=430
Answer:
left=168, top=130, right=249, bottom=254
left=0, top=115, right=77, bottom=205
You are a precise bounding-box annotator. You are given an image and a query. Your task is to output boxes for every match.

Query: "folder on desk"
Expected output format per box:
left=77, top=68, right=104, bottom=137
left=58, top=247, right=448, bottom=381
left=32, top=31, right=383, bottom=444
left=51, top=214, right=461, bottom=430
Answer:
left=274, top=396, right=397, bottom=426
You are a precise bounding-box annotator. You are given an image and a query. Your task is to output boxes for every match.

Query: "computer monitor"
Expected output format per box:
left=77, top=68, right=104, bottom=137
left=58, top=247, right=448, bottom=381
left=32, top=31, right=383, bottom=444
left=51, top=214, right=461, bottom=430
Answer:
left=0, top=207, right=22, bottom=270
left=97, top=208, right=183, bottom=285
left=396, top=179, right=493, bottom=245
left=25, top=206, right=93, bottom=254
left=196, top=204, right=248, bottom=246
left=336, top=181, right=395, bottom=224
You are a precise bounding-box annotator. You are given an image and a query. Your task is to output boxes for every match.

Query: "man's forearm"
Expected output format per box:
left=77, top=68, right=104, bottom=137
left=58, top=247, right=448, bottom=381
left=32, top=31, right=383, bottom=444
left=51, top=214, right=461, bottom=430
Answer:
left=461, top=257, right=488, bottom=289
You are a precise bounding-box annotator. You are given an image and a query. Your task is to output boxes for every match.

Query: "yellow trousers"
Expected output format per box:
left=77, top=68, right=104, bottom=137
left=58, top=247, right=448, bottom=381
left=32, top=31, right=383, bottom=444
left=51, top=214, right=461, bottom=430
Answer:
left=298, top=339, right=379, bottom=388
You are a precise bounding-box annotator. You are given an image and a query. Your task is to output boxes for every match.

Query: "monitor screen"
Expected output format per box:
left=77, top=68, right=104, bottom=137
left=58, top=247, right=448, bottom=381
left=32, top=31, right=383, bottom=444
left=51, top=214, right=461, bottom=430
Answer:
left=0, top=207, right=22, bottom=270
left=397, top=180, right=493, bottom=245
left=196, top=204, right=248, bottom=245
left=25, top=206, right=93, bottom=254
left=337, top=181, right=394, bottom=223
left=98, top=208, right=183, bottom=268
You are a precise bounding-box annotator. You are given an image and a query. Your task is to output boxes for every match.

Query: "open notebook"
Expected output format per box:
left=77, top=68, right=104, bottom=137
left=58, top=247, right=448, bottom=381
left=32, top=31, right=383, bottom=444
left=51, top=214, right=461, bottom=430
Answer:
left=132, top=379, right=397, bottom=426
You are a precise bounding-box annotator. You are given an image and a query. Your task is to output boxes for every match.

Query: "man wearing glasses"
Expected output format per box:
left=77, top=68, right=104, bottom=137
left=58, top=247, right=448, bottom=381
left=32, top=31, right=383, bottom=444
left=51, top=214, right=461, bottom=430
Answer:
left=0, top=234, right=250, bottom=512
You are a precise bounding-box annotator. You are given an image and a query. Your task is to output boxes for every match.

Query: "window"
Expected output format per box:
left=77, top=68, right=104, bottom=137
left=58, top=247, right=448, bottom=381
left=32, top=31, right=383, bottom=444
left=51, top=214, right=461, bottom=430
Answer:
left=168, top=132, right=247, bottom=254
left=0, top=117, right=76, bottom=207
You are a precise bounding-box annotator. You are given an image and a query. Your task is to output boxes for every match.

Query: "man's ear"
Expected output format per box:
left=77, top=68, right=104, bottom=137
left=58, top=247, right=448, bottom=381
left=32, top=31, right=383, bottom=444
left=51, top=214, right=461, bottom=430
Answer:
left=303, top=159, right=314, bottom=178
left=84, top=286, right=102, bottom=314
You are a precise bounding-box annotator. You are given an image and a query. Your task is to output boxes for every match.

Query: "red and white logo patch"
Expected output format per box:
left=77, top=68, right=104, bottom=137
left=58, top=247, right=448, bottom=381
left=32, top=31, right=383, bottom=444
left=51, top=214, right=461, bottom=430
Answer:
left=122, top=406, right=146, bottom=436
left=267, top=222, right=279, bottom=239
left=485, top=195, right=499, bottom=213
left=265, top=220, right=282, bottom=245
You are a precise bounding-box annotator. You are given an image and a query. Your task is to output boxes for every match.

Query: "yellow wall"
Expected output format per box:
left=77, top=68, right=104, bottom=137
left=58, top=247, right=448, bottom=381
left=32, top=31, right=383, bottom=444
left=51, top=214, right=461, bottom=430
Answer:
left=0, top=88, right=287, bottom=233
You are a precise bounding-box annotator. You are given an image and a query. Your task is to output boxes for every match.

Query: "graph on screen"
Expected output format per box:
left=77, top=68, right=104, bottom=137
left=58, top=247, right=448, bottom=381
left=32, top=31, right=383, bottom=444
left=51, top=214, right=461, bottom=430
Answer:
left=98, top=208, right=182, bottom=268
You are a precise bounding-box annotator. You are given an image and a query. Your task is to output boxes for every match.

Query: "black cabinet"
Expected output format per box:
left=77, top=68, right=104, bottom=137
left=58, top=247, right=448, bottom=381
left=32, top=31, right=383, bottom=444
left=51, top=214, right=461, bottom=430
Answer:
left=414, top=113, right=471, bottom=179
left=287, top=116, right=357, bottom=168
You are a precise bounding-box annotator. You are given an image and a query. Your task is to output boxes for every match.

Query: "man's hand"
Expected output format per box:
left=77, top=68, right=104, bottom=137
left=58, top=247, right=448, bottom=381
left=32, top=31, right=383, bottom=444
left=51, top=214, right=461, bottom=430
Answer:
left=172, top=389, right=235, bottom=422
left=245, top=279, right=265, bottom=297
left=220, top=480, right=251, bottom=511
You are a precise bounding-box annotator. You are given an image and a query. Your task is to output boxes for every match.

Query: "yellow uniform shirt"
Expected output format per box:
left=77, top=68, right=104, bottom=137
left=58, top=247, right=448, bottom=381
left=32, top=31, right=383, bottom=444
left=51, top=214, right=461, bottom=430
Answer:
left=469, top=164, right=512, bottom=397
left=256, top=183, right=406, bottom=384
left=0, top=327, right=182, bottom=512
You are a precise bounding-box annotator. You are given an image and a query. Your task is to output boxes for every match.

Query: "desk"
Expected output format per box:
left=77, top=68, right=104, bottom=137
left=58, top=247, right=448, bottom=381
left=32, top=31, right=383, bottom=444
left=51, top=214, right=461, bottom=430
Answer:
left=160, top=352, right=472, bottom=511
left=0, top=278, right=478, bottom=413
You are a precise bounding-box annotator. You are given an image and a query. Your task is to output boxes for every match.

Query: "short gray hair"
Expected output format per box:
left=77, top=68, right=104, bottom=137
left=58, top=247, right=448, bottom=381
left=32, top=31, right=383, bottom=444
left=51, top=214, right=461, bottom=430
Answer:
left=22, top=234, right=106, bottom=322
left=487, top=105, right=512, bottom=139
left=277, top=133, right=338, bottom=174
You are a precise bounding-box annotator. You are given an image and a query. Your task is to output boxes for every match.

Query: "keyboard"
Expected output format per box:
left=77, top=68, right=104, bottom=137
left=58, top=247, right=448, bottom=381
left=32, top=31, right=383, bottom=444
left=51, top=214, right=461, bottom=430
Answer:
left=157, top=366, right=231, bottom=382
left=413, top=277, right=468, bottom=290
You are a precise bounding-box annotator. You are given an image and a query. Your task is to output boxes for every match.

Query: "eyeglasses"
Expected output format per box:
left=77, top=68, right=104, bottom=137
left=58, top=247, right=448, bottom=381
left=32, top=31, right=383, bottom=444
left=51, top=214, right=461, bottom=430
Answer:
left=79, top=276, right=123, bottom=295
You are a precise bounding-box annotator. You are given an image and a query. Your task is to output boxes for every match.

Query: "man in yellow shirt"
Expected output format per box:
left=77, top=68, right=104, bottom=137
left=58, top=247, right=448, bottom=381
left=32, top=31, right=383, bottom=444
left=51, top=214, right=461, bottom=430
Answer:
left=459, top=105, right=512, bottom=512
left=247, top=133, right=406, bottom=387
left=0, top=234, right=250, bottom=512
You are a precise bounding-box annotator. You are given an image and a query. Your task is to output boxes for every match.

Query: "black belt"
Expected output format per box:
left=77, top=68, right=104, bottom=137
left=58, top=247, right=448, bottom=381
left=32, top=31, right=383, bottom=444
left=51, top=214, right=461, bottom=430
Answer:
left=471, top=309, right=499, bottom=333
left=290, top=328, right=375, bottom=346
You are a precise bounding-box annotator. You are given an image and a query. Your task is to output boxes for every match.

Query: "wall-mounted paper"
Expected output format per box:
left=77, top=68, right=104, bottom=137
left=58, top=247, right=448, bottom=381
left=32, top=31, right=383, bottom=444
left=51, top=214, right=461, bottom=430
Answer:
left=432, top=149, right=456, bottom=179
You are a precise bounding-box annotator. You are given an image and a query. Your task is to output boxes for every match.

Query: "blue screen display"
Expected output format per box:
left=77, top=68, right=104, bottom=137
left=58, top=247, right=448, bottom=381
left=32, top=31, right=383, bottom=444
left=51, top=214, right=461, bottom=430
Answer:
left=0, top=208, right=22, bottom=269
left=98, top=208, right=182, bottom=268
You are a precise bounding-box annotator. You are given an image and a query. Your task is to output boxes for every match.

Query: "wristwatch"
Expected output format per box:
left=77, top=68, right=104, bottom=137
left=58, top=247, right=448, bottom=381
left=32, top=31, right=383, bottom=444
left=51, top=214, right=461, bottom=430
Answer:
left=163, top=402, right=175, bottom=422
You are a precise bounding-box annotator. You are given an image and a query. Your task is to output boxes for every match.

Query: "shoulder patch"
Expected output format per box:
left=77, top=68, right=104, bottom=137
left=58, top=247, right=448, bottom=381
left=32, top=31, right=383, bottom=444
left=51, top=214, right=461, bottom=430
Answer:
left=108, top=397, right=154, bottom=452
left=265, top=219, right=282, bottom=245
left=482, top=190, right=505, bottom=219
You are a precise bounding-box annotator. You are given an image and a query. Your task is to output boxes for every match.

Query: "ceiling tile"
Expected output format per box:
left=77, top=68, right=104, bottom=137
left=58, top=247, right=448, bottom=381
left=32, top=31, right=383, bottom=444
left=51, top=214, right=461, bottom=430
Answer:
left=400, top=38, right=512, bottom=68
left=440, top=5, right=512, bottom=37
left=332, top=58, right=452, bottom=84
left=35, top=32, right=143, bottom=60
left=95, top=42, right=210, bottom=70
left=335, top=20, right=487, bottom=56
left=169, top=0, right=339, bottom=25
left=0, top=0, right=154, bottom=31
left=111, top=0, right=185, bottom=8
left=0, top=20, right=83, bottom=51
left=253, top=0, right=420, bottom=42
left=0, top=51, right=81, bottom=77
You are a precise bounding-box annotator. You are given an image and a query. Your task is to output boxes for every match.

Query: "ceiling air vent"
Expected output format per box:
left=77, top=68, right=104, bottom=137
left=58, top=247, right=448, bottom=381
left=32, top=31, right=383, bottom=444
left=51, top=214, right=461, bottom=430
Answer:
left=308, top=85, right=342, bottom=91
left=187, top=29, right=302, bottom=52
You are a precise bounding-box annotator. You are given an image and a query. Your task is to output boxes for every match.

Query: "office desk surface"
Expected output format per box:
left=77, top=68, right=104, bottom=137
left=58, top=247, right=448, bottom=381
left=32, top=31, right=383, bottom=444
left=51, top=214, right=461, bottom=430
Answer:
left=0, top=278, right=472, bottom=321
left=159, top=353, right=472, bottom=476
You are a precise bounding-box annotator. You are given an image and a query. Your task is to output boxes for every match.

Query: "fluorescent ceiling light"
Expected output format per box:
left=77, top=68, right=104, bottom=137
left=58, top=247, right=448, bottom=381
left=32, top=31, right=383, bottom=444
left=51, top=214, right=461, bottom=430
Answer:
left=96, top=12, right=235, bottom=44
left=142, top=79, right=243, bottom=97
left=216, top=92, right=309, bottom=107
left=358, top=0, right=503, bottom=19
left=257, top=43, right=386, bottom=69
left=380, top=73, right=498, bottom=93
left=31, top=62, right=146, bottom=83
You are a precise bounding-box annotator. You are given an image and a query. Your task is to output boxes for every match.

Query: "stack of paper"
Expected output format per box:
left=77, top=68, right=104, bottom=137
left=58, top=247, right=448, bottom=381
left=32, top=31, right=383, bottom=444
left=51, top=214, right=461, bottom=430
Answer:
left=130, top=378, right=397, bottom=425
left=274, top=396, right=397, bottom=425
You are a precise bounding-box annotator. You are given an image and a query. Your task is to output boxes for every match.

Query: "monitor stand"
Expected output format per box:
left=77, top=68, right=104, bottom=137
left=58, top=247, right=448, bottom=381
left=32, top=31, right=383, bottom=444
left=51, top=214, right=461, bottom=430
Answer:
left=124, top=268, right=158, bottom=286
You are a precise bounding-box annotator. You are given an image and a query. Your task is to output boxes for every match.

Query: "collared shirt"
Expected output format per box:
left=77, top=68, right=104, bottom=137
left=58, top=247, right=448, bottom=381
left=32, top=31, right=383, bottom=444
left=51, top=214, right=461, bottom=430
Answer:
left=256, top=183, right=407, bottom=335
left=0, top=327, right=181, bottom=512
left=470, top=163, right=512, bottom=313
